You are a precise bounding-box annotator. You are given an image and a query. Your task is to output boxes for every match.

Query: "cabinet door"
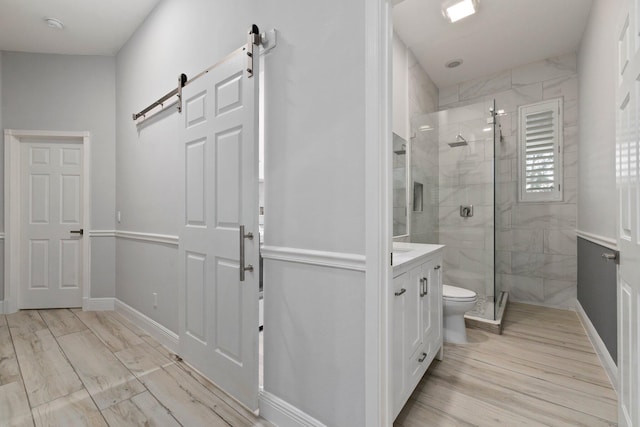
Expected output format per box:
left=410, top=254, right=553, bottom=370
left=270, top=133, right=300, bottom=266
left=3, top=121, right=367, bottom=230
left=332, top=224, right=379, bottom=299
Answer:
left=420, top=259, right=435, bottom=342
left=405, top=265, right=423, bottom=362
left=430, top=256, right=443, bottom=346
left=392, top=272, right=407, bottom=414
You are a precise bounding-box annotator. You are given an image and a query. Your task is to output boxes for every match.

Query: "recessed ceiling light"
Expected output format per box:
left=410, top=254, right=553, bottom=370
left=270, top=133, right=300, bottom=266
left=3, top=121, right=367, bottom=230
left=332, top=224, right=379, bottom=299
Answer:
left=44, top=17, right=65, bottom=30
left=445, top=59, right=463, bottom=68
left=418, top=125, right=434, bottom=132
left=483, top=127, right=492, bottom=132
left=442, top=0, right=478, bottom=23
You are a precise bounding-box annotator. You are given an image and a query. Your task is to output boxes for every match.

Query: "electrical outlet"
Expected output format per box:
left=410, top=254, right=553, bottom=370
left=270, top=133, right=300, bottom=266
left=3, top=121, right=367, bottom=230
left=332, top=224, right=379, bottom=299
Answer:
left=153, top=292, right=158, bottom=308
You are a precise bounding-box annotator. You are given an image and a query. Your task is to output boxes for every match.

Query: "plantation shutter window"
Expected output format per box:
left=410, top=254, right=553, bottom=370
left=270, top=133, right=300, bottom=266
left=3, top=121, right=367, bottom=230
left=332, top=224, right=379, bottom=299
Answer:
left=518, top=98, right=564, bottom=202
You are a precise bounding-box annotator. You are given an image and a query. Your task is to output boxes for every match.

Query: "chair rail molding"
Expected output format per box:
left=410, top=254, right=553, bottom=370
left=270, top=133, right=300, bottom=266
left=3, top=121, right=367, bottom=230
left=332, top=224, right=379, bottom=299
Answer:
left=97, top=230, right=181, bottom=246
left=576, top=230, right=618, bottom=250
left=260, top=245, right=366, bottom=272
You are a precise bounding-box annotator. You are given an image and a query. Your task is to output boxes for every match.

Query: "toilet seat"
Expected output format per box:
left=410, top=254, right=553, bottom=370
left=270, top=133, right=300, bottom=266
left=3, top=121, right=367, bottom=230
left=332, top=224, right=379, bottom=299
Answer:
left=443, top=284, right=477, bottom=302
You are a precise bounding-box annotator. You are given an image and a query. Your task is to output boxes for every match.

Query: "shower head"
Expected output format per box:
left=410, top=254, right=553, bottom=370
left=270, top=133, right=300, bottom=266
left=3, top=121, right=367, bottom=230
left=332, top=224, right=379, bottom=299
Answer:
left=394, top=143, right=407, bottom=155
left=447, top=134, right=468, bottom=148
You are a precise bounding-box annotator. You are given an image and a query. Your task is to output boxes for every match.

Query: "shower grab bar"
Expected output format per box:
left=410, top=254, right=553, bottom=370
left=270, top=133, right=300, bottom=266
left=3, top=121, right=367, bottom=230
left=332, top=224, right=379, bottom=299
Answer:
left=239, top=225, right=254, bottom=281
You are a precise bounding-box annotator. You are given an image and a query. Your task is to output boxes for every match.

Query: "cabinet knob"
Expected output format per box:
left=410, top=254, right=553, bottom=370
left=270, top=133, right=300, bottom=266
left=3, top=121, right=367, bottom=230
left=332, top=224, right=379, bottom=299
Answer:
left=434, top=265, right=441, bottom=270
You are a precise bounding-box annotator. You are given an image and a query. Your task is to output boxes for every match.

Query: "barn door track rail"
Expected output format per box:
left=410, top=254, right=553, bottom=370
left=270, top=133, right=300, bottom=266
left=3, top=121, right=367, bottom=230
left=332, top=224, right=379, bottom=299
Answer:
left=132, top=25, right=277, bottom=122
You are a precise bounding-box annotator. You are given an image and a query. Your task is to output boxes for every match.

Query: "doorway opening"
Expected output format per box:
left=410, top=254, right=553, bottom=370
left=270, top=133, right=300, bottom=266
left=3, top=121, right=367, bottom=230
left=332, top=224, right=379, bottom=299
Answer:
left=4, top=129, right=91, bottom=314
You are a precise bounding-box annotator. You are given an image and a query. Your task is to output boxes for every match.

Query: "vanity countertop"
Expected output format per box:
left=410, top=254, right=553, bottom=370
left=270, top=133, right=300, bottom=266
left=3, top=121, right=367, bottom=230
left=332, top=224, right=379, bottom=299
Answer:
left=393, top=242, right=444, bottom=270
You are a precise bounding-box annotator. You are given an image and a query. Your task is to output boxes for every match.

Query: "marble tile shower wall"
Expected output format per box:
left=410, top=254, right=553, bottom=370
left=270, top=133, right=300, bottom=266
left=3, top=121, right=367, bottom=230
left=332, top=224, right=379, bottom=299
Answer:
left=439, top=53, right=578, bottom=309
left=408, top=49, right=440, bottom=244
left=437, top=103, right=495, bottom=298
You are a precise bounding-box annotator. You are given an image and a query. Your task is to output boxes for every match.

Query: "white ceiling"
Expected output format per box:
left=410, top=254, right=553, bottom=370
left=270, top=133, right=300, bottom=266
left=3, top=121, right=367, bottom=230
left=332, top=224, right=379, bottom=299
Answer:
left=0, top=0, right=161, bottom=56
left=393, top=0, right=594, bottom=88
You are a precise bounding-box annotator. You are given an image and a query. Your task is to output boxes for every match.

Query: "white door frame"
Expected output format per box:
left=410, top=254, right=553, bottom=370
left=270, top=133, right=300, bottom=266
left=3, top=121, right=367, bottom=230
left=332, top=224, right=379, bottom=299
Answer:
left=4, top=129, right=92, bottom=314
left=364, top=0, right=393, bottom=425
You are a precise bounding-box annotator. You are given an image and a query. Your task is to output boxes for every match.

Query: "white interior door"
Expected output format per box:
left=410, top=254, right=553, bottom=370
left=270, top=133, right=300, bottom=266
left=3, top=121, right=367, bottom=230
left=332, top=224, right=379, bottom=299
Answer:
left=178, top=46, right=260, bottom=411
left=616, top=4, right=640, bottom=426
left=20, top=141, right=83, bottom=309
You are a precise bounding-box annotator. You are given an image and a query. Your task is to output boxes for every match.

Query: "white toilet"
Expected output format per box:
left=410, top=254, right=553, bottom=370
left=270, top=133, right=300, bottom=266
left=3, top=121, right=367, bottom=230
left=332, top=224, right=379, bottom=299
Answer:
left=443, top=284, right=478, bottom=344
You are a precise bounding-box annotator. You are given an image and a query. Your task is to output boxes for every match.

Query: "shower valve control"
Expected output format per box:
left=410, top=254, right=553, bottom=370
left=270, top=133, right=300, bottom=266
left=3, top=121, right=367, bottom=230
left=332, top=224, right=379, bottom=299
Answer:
left=460, top=205, right=474, bottom=218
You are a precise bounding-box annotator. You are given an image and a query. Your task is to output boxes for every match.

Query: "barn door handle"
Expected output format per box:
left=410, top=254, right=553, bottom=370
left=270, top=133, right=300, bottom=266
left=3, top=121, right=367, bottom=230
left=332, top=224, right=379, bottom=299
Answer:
left=239, top=225, right=254, bottom=281
left=70, top=229, right=84, bottom=236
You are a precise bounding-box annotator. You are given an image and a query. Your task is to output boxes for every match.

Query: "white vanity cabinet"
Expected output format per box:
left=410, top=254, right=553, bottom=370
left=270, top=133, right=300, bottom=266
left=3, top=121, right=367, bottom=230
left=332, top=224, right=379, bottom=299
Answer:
left=392, top=243, right=443, bottom=419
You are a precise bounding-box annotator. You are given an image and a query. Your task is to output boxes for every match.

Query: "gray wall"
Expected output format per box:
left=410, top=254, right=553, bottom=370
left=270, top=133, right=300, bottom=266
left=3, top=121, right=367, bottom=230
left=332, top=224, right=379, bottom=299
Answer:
left=439, top=53, right=579, bottom=309
left=577, top=237, right=617, bottom=361
left=576, top=0, right=623, bottom=366
left=0, top=52, right=117, bottom=299
left=577, top=0, right=620, bottom=240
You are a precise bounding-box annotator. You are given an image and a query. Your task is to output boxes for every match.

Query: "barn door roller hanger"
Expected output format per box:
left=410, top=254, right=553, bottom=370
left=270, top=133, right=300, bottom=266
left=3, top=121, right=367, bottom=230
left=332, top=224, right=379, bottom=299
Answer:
left=132, top=25, right=277, bottom=122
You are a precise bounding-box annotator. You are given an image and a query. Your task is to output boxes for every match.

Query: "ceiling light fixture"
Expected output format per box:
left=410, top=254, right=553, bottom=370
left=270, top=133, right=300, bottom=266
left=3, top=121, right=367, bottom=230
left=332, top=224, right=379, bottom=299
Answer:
left=44, top=17, right=65, bottom=30
left=445, top=59, right=463, bottom=68
left=418, top=125, right=434, bottom=132
left=442, top=0, right=478, bottom=23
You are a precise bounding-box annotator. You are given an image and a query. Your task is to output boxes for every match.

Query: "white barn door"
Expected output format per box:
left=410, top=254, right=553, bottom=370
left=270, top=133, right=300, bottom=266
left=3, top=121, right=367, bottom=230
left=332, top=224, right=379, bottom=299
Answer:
left=20, top=141, right=84, bottom=309
left=178, top=44, right=260, bottom=411
left=616, top=4, right=640, bottom=426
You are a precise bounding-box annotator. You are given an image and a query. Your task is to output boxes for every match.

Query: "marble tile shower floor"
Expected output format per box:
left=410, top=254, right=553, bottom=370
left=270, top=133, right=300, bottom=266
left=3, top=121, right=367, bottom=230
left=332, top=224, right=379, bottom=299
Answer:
left=464, top=296, right=495, bottom=320
left=0, top=309, right=272, bottom=427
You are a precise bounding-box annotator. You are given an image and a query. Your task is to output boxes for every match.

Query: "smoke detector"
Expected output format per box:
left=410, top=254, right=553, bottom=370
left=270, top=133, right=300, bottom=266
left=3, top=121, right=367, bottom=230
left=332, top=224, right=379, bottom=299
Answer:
left=44, top=17, right=65, bottom=30
left=445, top=59, right=463, bottom=69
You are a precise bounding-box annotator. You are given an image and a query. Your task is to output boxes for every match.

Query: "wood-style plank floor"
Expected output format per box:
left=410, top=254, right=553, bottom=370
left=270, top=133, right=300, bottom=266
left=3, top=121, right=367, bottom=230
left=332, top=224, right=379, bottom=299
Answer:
left=0, top=309, right=272, bottom=427
left=1, top=303, right=618, bottom=426
left=395, top=302, right=619, bottom=427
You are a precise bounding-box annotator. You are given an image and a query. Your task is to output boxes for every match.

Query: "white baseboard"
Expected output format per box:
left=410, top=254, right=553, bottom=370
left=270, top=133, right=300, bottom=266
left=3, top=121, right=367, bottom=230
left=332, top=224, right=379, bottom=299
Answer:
left=83, top=297, right=115, bottom=311
left=259, top=390, right=326, bottom=427
left=576, top=301, right=618, bottom=392
left=114, top=299, right=179, bottom=354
